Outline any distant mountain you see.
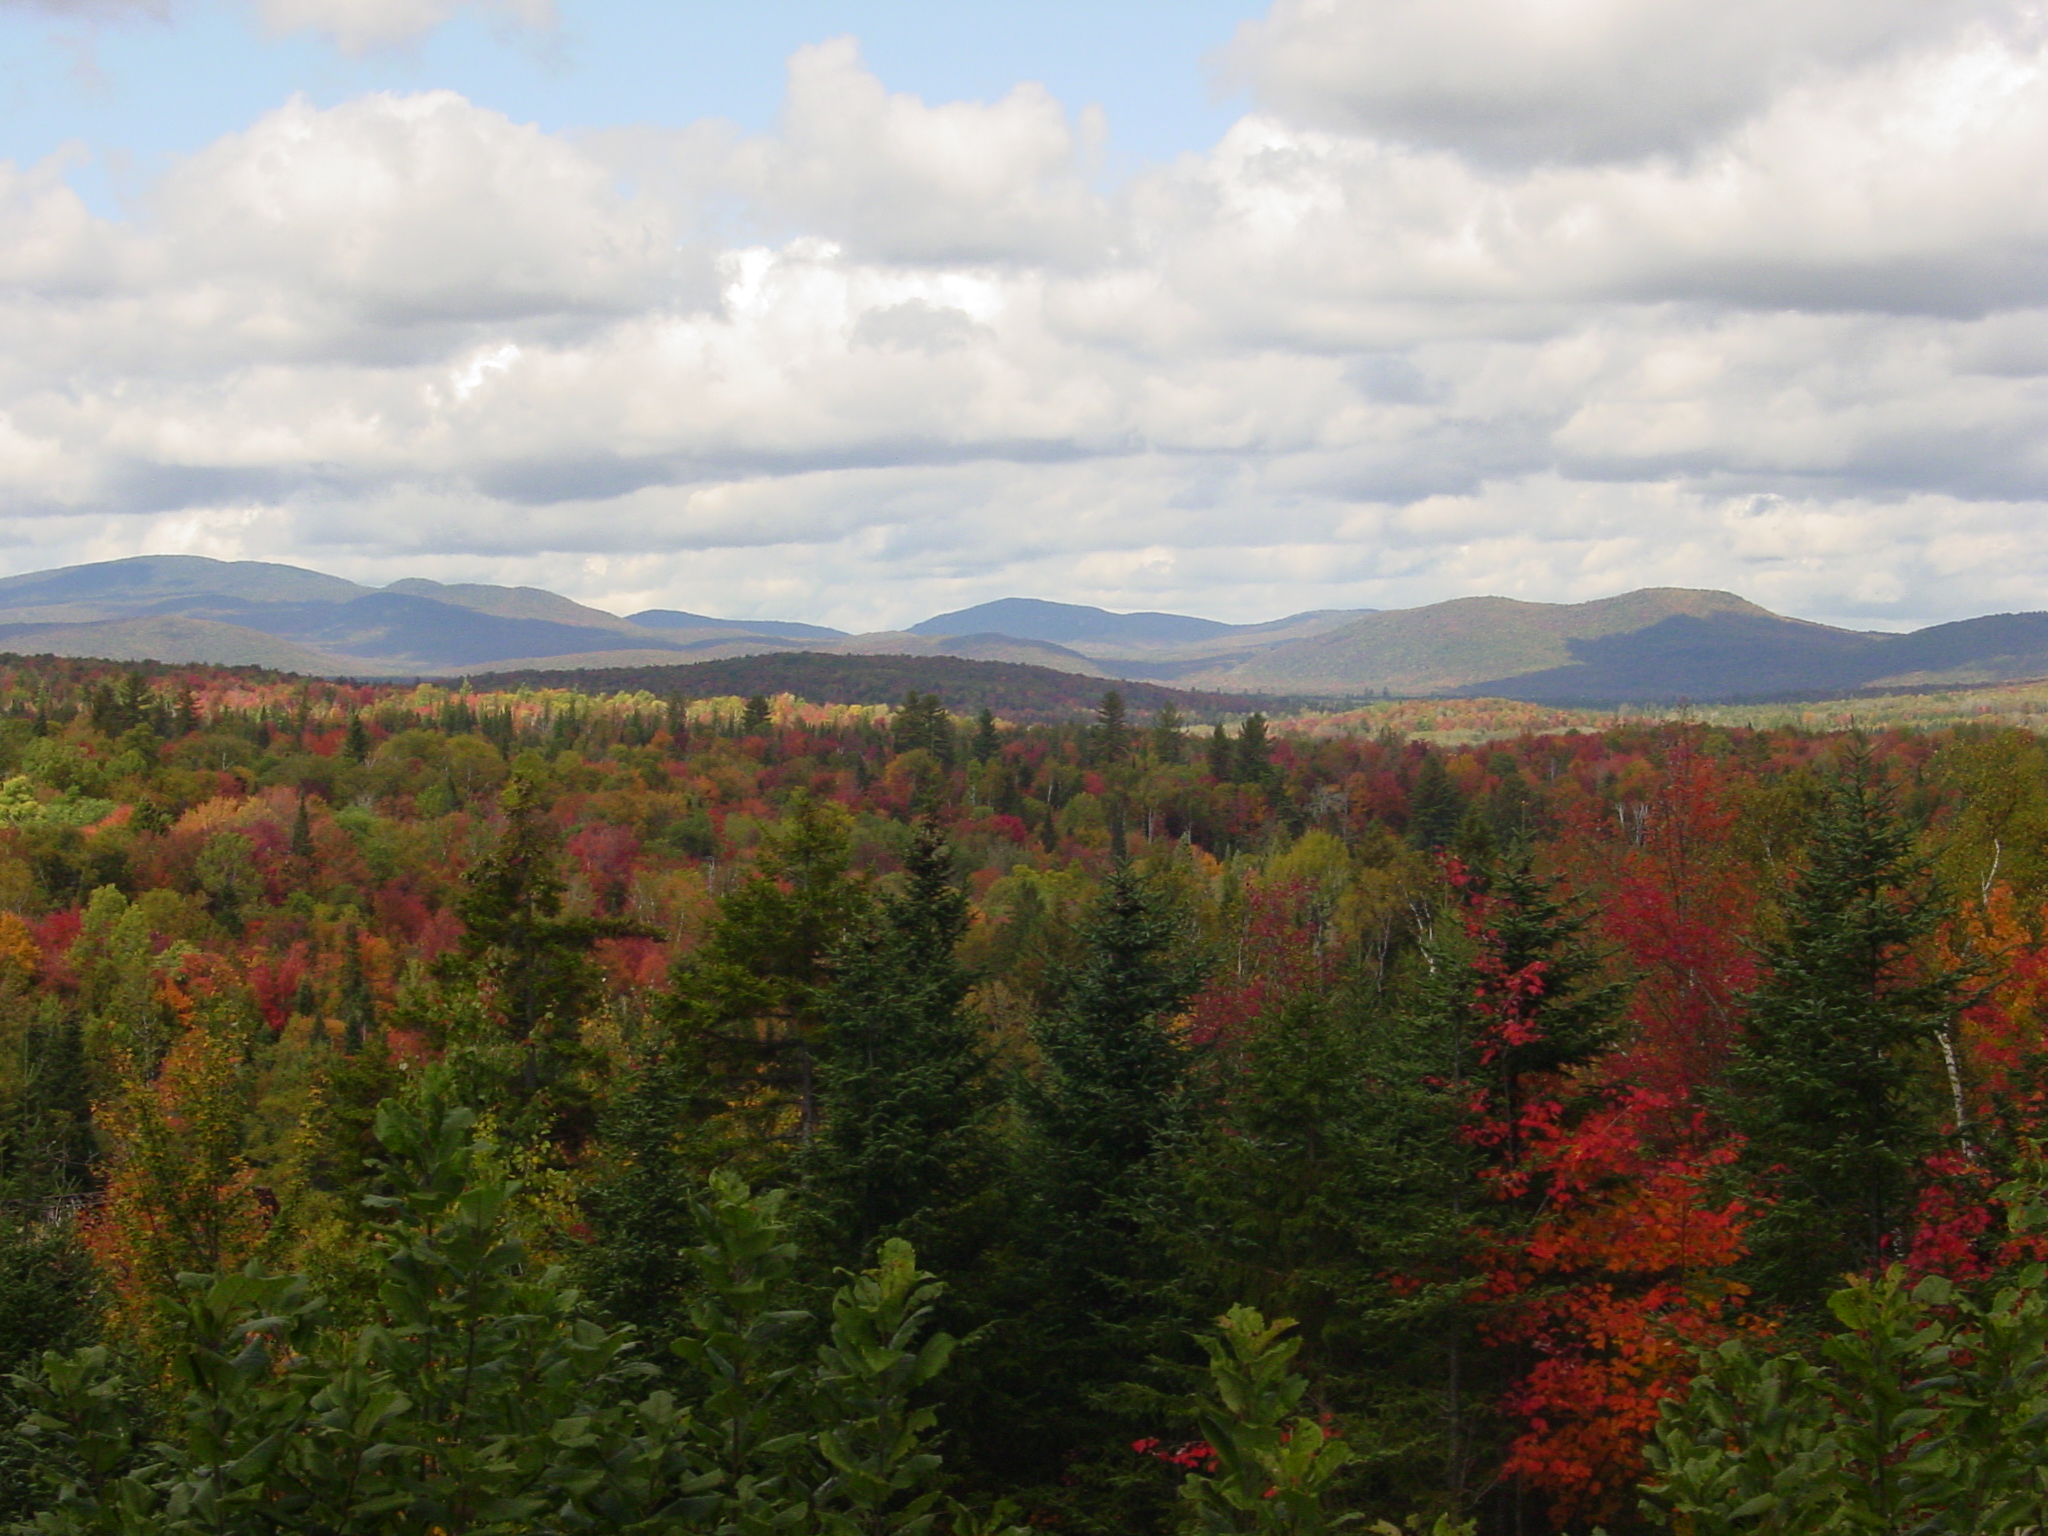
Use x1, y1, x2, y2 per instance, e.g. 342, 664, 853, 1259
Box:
910, 597, 1238, 645
1203, 589, 1802, 696
0, 557, 832, 675
0, 554, 368, 622
629, 609, 847, 640
4, 556, 2048, 704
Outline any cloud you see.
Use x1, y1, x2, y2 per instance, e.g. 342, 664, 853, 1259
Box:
252, 0, 551, 53
0, 14, 2047, 630
0, 0, 551, 51
1221, 0, 2024, 165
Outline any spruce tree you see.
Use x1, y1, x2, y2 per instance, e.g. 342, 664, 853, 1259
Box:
337, 924, 376, 1053
805, 821, 1000, 1277
1000, 859, 1206, 1486
1092, 691, 1130, 765
970, 707, 1000, 764
1150, 703, 1186, 764
662, 793, 872, 1162
1207, 723, 1234, 782
1233, 712, 1274, 789
740, 694, 773, 735
445, 773, 650, 1142
1725, 746, 1964, 1310
1407, 752, 1465, 850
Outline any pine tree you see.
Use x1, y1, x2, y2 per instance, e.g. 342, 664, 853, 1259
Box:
805, 821, 1000, 1277
740, 694, 773, 735
1725, 745, 1965, 1310
343, 713, 370, 764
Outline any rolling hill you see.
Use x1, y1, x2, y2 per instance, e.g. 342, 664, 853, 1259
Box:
3, 556, 2047, 704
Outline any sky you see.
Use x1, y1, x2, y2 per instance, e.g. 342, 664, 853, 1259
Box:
0, 0, 2044, 632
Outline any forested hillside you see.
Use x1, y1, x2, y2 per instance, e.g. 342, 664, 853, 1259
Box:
3, 657, 2048, 1533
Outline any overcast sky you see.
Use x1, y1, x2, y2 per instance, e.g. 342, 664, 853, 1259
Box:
0, 0, 2044, 631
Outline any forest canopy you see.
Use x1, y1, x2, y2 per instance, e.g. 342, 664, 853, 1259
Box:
0, 655, 2044, 1533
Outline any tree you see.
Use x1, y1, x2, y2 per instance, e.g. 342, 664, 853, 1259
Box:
805, 822, 1001, 1278
1004, 860, 1205, 1487
659, 793, 872, 1172
741, 694, 774, 735
892, 693, 953, 767
1725, 745, 1966, 1310
1151, 704, 1186, 765
1176, 1308, 1359, 1536
336, 923, 376, 1053
12, 1088, 996, 1536
970, 708, 1000, 765
1408, 754, 1464, 851
1208, 724, 1234, 783
343, 714, 370, 764
445, 773, 649, 1144
1233, 714, 1274, 790
1646, 1260, 2048, 1536
1094, 692, 1131, 766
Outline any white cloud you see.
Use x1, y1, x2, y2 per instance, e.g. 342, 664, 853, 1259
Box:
254, 0, 550, 53
1221, 0, 2023, 165
0, 10, 2046, 630
0, 0, 550, 51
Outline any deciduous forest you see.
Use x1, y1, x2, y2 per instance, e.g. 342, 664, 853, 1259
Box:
3, 656, 2048, 1535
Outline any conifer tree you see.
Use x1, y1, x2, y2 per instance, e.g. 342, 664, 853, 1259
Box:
970, 707, 1000, 764
741, 694, 773, 735
1725, 745, 1965, 1309
662, 794, 872, 1165
805, 821, 1000, 1278
446, 773, 650, 1142
1408, 752, 1465, 850
1001, 860, 1206, 1485
1208, 723, 1234, 782
1150, 703, 1186, 764
1093, 691, 1130, 765
1234, 713, 1274, 789
337, 923, 375, 1053
343, 713, 370, 764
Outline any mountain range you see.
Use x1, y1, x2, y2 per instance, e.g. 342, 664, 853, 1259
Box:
1, 555, 2046, 704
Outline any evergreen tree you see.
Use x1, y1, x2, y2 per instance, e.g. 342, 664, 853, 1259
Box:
1093, 691, 1131, 766
1407, 752, 1465, 851
1234, 713, 1275, 789
892, 692, 954, 766
1208, 723, 1234, 783
661, 794, 872, 1168
740, 694, 773, 735
343, 713, 370, 764
445, 773, 649, 1143
1001, 860, 1206, 1489
289, 794, 314, 862
1150, 704, 1186, 765
970, 707, 1000, 765
1725, 746, 1965, 1310
337, 924, 376, 1054
805, 821, 1001, 1279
